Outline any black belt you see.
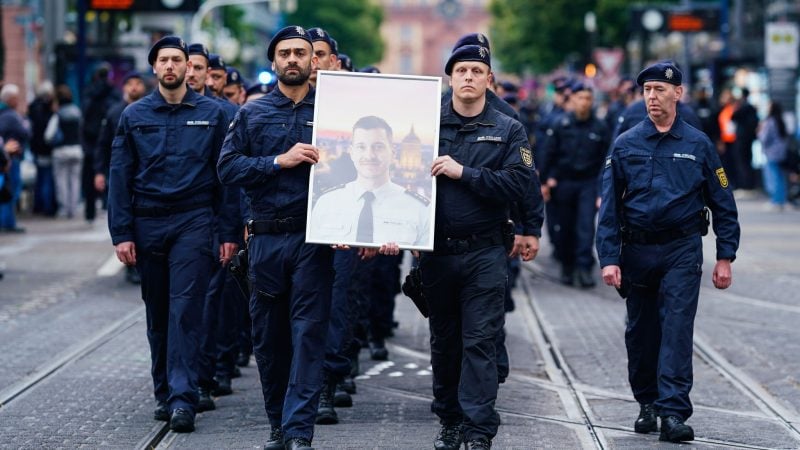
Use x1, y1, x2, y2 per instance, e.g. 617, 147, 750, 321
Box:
247, 217, 305, 234
433, 231, 504, 255
622, 221, 706, 245
133, 202, 210, 217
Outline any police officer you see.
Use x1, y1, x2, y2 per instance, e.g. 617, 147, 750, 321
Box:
596, 62, 740, 443
223, 68, 247, 105
206, 53, 228, 98
307, 27, 338, 86
108, 36, 232, 433
184, 42, 244, 409
94, 71, 147, 285
542, 81, 609, 287
310, 116, 431, 247
337, 53, 354, 72
245, 82, 273, 102
423, 45, 532, 450
217, 25, 331, 450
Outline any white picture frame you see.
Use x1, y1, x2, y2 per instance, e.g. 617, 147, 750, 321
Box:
306, 71, 441, 251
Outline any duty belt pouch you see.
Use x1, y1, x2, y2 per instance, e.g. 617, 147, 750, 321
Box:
700, 207, 710, 236
502, 220, 515, 253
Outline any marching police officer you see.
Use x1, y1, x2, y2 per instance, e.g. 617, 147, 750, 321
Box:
542, 81, 609, 287
217, 26, 330, 450
108, 36, 232, 433
423, 45, 533, 450
206, 53, 228, 98
223, 68, 247, 105
307, 27, 338, 86
596, 62, 740, 443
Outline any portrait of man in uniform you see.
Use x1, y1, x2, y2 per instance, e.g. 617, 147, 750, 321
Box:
306, 71, 440, 250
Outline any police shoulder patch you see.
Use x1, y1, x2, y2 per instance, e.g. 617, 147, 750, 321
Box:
715, 167, 729, 188
520, 147, 533, 167
404, 189, 430, 206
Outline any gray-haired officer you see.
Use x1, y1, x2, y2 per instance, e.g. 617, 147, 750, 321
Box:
423, 45, 532, 450
108, 36, 232, 433
596, 62, 740, 443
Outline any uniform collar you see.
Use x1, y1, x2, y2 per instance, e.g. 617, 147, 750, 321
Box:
270, 84, 316, 107
441, 97, 496, 129
150, 87, 200, 111
349, 179, 397, 200
643, 114, 684, 140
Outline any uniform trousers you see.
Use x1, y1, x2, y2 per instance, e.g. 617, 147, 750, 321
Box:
248, 231, 333, 440
421, 244, 507, 441
623, 234, 703, 420
135, 207, 214, 413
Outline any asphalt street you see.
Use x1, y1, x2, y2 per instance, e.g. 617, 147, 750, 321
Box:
0, 196, 798, 449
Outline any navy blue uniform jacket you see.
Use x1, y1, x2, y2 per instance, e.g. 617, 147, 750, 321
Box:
597, 116, 740, 267
108, 88, 231, 245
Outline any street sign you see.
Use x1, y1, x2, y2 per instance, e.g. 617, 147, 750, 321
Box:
765, 22, 799, 69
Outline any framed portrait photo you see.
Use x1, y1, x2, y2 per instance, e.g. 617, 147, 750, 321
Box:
306, 71, 441, 251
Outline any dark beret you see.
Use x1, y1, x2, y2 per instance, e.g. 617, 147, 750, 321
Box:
553, 76, 570, 92
636, 62, 682, 86
359, 65, 380, 74
330, 37, 340, 56
452, 33, 491, 52
147, 35, 188, 66
338, 53, 354, 72
208, 53, 226, 71
226, 68, 244, 86
246, 83, 273, 97
307, 27, 337, 55
267, 25, 313, 62
445, 44, 491, 76
569, 80, 592, 93
122, 71, 143, 84
187, 43, 209, 60
502, 94, 518, 106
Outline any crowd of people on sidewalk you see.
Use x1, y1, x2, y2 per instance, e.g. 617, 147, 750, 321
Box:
0, 20, 793, 449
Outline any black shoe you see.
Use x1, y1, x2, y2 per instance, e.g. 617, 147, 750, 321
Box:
576, 268, 596, 288
560, 267, 574, 286
236, 352, 250, 367
263, 427, 284, 450
333, 386, 353, 407
213, 376, 233, 396
315, 378, 338, 424
169, 408, 195, 433
659, 416, 694, 442
232, 366, 242, 378
634, 403, 657, 433
153, 402, 169, 421
349, 358, 360, 378
434, 422, 463, 450
369, 340, 388, 361
197, 387, 216, 412
339, 376, 356, 394
284, 437, 314, 450
464, 438, 492, 449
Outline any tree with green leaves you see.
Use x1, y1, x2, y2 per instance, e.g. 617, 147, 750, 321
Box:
285, 0, 384, 68
489, 0, 676, 75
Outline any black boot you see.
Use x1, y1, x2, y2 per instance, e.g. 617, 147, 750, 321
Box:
169, 408, 195, 433
263, 427, 284, 450
315, 375, 338, 425
197, 387, 216, 412
213, 375, 232, 396
369, 339, 388, 360
433, 422, 462, 450
659, 416, 694, 442
464, 438, 492, 449
576, 268, 596, 288
339, 375, 356, 394
284, 437, 314, 450
634, 403, 657, 433
560, 266, 574, 286
333, 385, 353, 407
153, 401, 169, 421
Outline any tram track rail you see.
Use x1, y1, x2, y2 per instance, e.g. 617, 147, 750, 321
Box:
521, 263, 800, 448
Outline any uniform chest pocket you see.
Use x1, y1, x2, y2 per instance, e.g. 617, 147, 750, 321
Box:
132, 125, 166, 162
464, 137, 505, 167
181, 121, 218, 160
620, 153, 652, 190
251, 121, 288, 156
657, 154, 703, 194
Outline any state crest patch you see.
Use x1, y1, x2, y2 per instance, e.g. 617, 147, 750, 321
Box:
520, 147, 533, 168
715, 167, 729, 188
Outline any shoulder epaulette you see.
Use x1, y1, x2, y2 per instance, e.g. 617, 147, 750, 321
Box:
404, 189, 430, 206
321, 183, 346, 194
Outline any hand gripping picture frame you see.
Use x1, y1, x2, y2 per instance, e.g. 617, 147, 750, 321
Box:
306, 71, 441, 251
